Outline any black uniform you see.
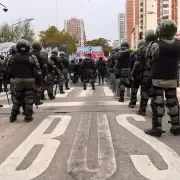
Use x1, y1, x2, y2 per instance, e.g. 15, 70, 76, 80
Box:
114, 46, 131, 102
81, 55, 96, 90
97, 57, 106, 84
144, 19, 180, 137
7, 39, 42, 123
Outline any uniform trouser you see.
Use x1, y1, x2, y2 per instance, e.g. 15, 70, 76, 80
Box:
151, 87, 180, 127
10, 78, 15, 103
83, 70, 95, 87
63, 69, 69, 88
139, 87, 149, 111
98, 70, 105, 83
41, 81, 47, 99
0, 79, 2, 92
11, 78, 35, 117
47, 74, 55, 97
130, 82, 139, 104
119, 77, 126, 98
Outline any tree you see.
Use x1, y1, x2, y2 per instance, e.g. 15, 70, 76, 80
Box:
85, 38, 112, 56
0, 21, 35, 43
39, 26, 77, 53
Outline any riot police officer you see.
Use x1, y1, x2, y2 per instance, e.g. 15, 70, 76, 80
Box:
144, 19, 180, 137
47, 51, 60, 99
6, 39, 42, 122
136, 30, 157, 116
31, 41, 48, 105
97, 57, 106, 84
81, 53, 96, 90
60, 51, 70, 90
51, 50, 65, 94
114, 41, 131, 102
129, 40, 146, 108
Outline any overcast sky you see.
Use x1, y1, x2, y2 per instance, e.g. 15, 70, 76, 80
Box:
0, 0, 125, 41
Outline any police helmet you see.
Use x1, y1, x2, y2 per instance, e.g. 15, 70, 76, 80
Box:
51, 49, 58, 56
156, 19, 177, 39
138, 39, 146, 48
59, 51, 66, 56
121, 41, 129, 48
16, 39, 31, 53
145, 30, 157, 42
32, 41, 42, 51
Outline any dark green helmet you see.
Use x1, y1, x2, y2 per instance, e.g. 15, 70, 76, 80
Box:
138, 39, 146, 48
51, 49, 58, 56
156, 19, 177, 39
145, 30, 157, 42
16, 39, 31, 53
32, 41, 42, 51
121, 41, 129, 48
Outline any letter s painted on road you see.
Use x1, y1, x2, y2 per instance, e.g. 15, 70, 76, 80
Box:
0, 115, 71, 180
116, 114, 180, 180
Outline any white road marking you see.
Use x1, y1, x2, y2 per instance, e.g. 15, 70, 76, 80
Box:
0, 115, 71, 180
55, 88, 74, 98
103, 87, 114, 97
79, 87, 94, 97
1, 101, 140, 109
116, 114, 180, 180
68, 113, 116, 180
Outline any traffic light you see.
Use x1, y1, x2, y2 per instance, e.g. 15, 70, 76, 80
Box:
139, 31, 143, 39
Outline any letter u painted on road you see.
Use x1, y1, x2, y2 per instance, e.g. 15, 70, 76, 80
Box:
116, 114, 180, 180
0, 115, 71, 180
68, 113, 116, 180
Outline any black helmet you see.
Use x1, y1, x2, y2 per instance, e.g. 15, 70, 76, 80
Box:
86, 53, 91, 57
32, 41, 42, 51
9, 45, 17, 55
99, 57, 103, 60
138, 39, 146, 48
156, 19, 177, 39
145, 30, 157, 42
51, 49, 58, 56
16, 39, 31, 53
114, 47, 120, 52
59, 51, 66, 56
121, 41, 129, 48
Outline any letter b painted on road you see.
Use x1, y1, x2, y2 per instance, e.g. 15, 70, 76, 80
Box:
0, 115, 71, 180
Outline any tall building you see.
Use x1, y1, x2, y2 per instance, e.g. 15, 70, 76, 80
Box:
125, 0, 139, 48
112, 40, 119, 48
64, 17, 86, 47
118, 13, 125, 45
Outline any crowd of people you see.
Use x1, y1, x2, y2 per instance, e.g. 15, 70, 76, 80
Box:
0, 18, 180, 138
107, 19, 180, 137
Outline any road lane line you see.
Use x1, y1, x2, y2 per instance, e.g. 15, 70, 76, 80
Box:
103, 87, 114, 97
116, 114, 180, 180
0, 115, 71, 180
68, 113, 116, 180
79, 87, 94, 97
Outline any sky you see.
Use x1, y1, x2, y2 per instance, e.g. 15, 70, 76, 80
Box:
0, 0, 125, 41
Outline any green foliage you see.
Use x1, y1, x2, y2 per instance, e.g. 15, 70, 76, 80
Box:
0, 21, 35, 43
39, 26, 77, 53
85, 38, 112, 56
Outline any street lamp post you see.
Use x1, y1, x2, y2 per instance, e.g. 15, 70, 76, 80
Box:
0, 3, 8, 12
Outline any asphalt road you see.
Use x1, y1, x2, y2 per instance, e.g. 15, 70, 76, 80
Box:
0, 83, 180, 180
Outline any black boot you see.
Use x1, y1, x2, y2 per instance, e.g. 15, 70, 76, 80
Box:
0, 104, 3, 108
35, 98, 43, 106
49, 94, 55, 100
129, 102, 136, 108
119, 97, 124, 102
41, 93, 47, 100
10, 114, 17, 123
65, 83, 70, 90
92, 84, 95, 90
137, 109, 146, 116
24, 116, 34, 123
83, 84, 87, 90
170, 125, 180, 135
60, 87, 65, 94
144, 127, 166, 137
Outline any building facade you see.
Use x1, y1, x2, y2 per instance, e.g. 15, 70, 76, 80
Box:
125, 0, 139, 48
64, 17, 86, 47
118, 13, 125, 45
112, 40, 119, 48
